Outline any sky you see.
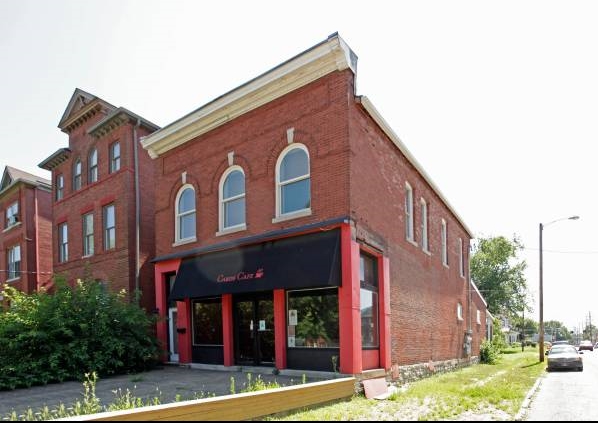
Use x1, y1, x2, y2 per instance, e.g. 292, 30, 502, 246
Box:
1, 0, 597, 332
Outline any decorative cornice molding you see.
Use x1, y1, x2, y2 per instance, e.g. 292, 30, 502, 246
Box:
88, 108, 160, 138
358, 96, 474, 238
141, 33, 357, 159
38, 148, 71, 171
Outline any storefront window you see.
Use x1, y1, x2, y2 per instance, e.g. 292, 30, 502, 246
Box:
192, 298, 223, 345
360, 252, 379, 348
287, 288, 339, 348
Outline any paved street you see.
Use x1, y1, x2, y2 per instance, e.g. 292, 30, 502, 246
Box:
524, 349, 598, 421
0, 365, 328, 419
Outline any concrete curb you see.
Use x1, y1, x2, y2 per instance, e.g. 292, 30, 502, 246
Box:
514, 373, 545, 421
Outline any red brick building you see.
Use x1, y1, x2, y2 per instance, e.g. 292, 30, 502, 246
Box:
39, 89, 159, 311
142, 33, 487, 376
0, 166, 52, 294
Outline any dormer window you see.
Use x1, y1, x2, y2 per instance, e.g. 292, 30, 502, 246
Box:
5, 202, 18, 228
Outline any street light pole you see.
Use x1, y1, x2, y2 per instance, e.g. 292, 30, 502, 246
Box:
539, 215, 579, 363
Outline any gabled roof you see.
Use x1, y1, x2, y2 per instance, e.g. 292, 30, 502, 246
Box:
58, 88, 117, 133
0, 166, 51, 195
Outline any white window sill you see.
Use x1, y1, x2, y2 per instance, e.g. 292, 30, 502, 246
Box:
216, 224, 247, 237
422, 249, 431, 256
457, 316, 464, 321
406, 238, 417, 247
2, 222, 22, 233
272, 208, 312, 224
443, 263, 449, 269
6, 277, 21, 283
82, 254, 94, 259
172, 237, 197, 247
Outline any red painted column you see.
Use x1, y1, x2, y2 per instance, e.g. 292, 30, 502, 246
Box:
177, 298, 193, 364
222, 294, 234, 366
379, 256, 391, 369
154, 259, 180, 362
274, 289, 287, 370
339, 223, 362, 374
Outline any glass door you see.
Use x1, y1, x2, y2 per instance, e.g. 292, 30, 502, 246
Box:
234, 294, 274, 366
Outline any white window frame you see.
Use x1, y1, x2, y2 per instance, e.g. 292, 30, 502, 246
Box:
441, 219, 448, 266
273, 143, 311, 222
7, 244, 21, 281
477, 309, 481, 325
58, 223, 68, 263
420, 198, 429, 253
459, 238, 465, 278
88, 148, 98, 183
82, 212, 94, 257
174, 184, 196, 244
457, 302, 463, 321
5, 202, 19, 228
405, 182, 414, 243
217, 166, 246, 235
56, 174, 64, 201
103, 204, 116, 250
109, 142, 121, 173
73, 159, 82, 191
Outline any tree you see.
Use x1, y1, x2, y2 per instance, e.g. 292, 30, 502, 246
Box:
470, 235, 528, 318
544, 320, 572, 342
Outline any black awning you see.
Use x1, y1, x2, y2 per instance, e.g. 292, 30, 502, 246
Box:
170, 229, 341, 300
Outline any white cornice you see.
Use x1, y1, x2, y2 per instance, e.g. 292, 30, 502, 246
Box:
141, 34, 357, 159
358, 96, 474, 238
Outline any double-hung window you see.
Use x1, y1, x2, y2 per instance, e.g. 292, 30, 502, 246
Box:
420, 198, 429, 252
109, 142, 120, 173
7, 245, 21, 280
83, 213, 94, 257
56, 174, 64, 201
276, 144, 310, 217
88, 148, 98, 183
58, 223, 68, 262
441, 219, 448, 266
73, 159, 82, 191
219, 167, 246, 232
5, 202, 18, 228
405, 182, 414, 242
103, 205, 116, 250
175, 186, 196, 242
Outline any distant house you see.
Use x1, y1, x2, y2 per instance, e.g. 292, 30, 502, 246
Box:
0, 166, 52, 295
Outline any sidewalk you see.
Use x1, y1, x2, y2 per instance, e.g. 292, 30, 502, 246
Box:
0, 365, 330, 418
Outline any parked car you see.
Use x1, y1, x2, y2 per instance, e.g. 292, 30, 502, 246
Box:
579, 340, 594, 351
546, 344, 584, 371
594, 341, 598, 350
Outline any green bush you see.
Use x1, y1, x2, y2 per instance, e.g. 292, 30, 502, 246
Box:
480, 339, 500, 364
0, 276, 160, 390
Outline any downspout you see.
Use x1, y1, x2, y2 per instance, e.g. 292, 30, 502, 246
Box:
467, 240, 473, 356
133, 118, 141, 304
34, 186, 40, 292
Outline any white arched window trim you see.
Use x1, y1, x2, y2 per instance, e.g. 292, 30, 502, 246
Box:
216, 165, 247, 236
173, 184, 197, 246
272, 143, 312, 224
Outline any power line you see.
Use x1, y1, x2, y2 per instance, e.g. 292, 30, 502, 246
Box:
523, 247, 598, 255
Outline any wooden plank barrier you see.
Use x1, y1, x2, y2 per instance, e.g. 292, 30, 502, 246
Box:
64, 377, 356, 421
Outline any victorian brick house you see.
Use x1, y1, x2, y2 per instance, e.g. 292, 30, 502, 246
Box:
39, 89, 159, 311
0, 166, 52, 295
141, 33, 487, 376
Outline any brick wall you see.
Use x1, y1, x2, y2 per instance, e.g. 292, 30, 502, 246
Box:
51, 112, 155, 311
348, 100, 473, 366
153, 70, 353, 257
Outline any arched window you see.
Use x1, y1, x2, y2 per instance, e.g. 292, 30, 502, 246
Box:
175, 185, 196, 242
88, 148, 98, 183
219, 167, 246, 232
73, 159, 82, 191
276, 144, 310, 217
